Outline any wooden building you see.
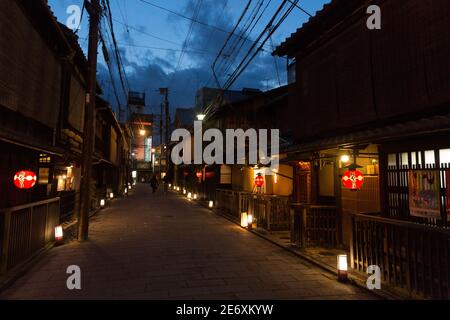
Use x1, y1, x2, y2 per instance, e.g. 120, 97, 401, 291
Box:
274, 0, 450, 299
0, 0, 131, 275
0, 0, 88, 273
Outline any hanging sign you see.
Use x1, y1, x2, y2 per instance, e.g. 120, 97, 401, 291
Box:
14, 170, 37, 189
342, 169, 364, 190
408, 170, 440, 219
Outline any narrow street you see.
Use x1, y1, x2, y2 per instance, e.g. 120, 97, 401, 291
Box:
0, 185, 376, 300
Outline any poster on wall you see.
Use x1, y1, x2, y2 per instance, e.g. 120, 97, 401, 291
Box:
446, 171, 450, 220
408, 170, 441, 219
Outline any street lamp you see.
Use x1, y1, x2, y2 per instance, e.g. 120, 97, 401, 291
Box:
139, 129, 146, 136
197, 114, 206, 121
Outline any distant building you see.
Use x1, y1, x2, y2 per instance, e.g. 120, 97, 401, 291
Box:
194, 87, 261, 116
173, 108, 196, 129
127, 91, 154, 182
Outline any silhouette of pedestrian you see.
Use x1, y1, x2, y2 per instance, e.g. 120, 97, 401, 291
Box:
150, 175, 159, 194
162, 175, 169, 194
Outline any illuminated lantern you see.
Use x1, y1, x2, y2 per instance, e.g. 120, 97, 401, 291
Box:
55, 225, 64, 244
337, 254, 348, 282
100, 199, 106, 208
247, 214, 253, 231
209, 201, 214, 208
14, 170, 37, 189
255, 174, 264, 188
240, 212, 248, 228
196, 172, 202, 179
342, 169, 364, 190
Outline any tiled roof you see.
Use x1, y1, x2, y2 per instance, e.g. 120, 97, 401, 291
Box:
285, 113, 450, 154
273, 0, 367, 57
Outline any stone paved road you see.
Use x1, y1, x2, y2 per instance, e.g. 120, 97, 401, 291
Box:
0, 185, 377, 300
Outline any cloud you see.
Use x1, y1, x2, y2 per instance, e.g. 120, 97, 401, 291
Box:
98, 0, 287, 117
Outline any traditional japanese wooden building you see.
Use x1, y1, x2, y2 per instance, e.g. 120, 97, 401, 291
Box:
273, 0, 450, 299
0, 0, 88, 274
0, 0, 130, 276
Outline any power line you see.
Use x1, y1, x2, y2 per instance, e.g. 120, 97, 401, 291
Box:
211, 0, 253, 88
112, 17, 220, 55
223, 0, 297, 90
138, 0, 272, 51
216, 0, 273, 85
103, 0, 130, 94
287, 0, 312, 17
202, 0, 297, 118
164, 0, 203, 94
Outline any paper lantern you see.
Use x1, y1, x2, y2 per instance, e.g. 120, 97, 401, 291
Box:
255, 174, 264, 188
55, 225, 64, 244
342, 169, 364, 190
337, 254, 348, 282
14, 170, 37, 189
247, 214, 253, 231
240, 212, 248, 228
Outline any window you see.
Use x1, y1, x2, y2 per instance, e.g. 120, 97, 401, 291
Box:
440, 149, 450, 164
424, 150, 435, 165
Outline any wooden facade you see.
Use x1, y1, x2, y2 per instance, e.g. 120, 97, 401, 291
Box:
273, 0, 450, 298
0, 0, 131, 275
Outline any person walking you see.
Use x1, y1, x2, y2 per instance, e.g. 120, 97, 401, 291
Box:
162, 175, 169, 194
150, 175, 159, 194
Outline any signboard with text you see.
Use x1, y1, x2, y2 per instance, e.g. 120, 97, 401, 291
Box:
408, 170, 440, 219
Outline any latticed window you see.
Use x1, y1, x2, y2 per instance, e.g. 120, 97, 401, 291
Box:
385, 149, 450, 227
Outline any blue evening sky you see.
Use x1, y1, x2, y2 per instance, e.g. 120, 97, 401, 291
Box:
48, 0, 331, 113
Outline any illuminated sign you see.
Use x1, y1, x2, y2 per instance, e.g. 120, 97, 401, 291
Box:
14, 170, 37, 189
342, 170, 364, 190
255, 174, 264, 187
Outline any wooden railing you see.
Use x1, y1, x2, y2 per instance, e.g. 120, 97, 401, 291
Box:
351, 213, 450, 299
0, 198, 60, 274
216, 189, 242, 219
290, 203, 339, 248
216, 189, 290, 231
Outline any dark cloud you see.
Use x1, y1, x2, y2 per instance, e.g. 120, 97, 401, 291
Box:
99, 0, 287, 117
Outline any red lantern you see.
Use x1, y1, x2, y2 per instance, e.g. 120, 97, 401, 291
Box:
196, 171, 203, 179
14, 170, 37, 189
342, 169, 364, 190
255, 174, 264, 188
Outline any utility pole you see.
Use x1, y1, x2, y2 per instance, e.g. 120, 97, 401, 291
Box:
79, 0, 101, 241
163, 88, 169, 178
159, 102, 163, 179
